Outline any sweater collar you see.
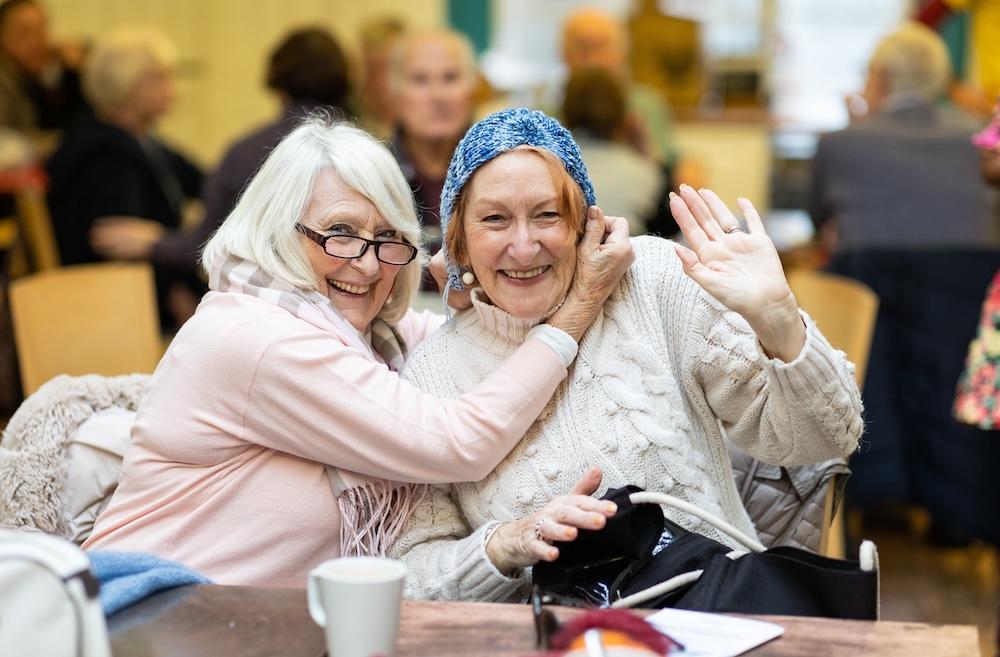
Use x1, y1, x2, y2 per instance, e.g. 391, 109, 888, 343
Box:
459, 289, 551, 344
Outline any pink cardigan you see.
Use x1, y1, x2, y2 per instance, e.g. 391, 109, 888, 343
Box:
83, 291, 566, 587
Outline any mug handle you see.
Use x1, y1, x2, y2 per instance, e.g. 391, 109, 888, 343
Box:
307, 572, 327, 627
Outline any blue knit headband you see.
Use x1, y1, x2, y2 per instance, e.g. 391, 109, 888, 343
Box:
439, 108, 597, 292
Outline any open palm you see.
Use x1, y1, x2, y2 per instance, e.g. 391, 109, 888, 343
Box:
669, 185, 792, 322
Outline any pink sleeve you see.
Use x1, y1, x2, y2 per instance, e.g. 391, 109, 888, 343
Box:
395, 308, 446, 350
241, 330, 564, 483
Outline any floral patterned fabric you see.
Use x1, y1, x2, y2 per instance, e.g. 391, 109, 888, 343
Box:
955, 269, 1000, 429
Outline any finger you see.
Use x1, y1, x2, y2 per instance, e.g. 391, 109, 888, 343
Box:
737, 197, 766, 234
674, 244, 723, 290
669, 192, 708, 251
427, 250, 450, 288
579, 206, 606, 250
697, 188, 740, 233
678, 184, 724, 240
569, 466, 603, 496
532, 540, 560, 563
601, 214, 631, 246
550, 501, 614, 529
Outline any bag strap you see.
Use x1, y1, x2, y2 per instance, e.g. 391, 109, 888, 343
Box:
611, 569, 705, 609
628, 492, 767, 553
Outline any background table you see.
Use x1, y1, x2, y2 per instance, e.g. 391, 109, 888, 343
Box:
108, 584, 979, 657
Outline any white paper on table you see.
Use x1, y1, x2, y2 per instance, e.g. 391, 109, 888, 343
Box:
643, 607, 784, 657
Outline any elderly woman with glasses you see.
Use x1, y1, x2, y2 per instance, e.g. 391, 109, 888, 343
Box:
391, 109, 863, 601
82, 118, 633, 587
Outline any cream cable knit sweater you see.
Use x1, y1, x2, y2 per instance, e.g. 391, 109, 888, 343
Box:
393, 236, 863, 602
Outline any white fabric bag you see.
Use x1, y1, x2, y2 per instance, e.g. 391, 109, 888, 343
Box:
0, 530, 111, 657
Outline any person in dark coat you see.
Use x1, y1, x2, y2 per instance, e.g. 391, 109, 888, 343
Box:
46, 27, 202, 327
0, 0, 87, 148
808, 22, 993, 254
88, 27, 352, 281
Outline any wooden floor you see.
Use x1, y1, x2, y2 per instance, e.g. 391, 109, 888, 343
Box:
864, 514, 998, 657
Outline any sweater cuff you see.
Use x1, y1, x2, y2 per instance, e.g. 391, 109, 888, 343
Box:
527, 324, 578, 368
457, 523, 529, 601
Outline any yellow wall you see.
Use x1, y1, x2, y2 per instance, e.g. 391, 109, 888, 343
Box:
47, 0, 445, 167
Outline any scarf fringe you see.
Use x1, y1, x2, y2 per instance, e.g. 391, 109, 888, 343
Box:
338, 481, 428, 557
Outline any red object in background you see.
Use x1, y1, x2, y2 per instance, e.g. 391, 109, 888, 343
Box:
550, 609, 683, 655
0, 165, 47, 193
916, 0, 953, 28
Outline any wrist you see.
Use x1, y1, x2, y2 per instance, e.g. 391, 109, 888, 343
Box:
746, 293, 806, 362
546, 290, 598, 342
485, 523, 516, 573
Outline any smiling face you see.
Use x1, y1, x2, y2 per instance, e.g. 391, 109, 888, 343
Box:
460, 150, 580, 319
299, 168, 404, 331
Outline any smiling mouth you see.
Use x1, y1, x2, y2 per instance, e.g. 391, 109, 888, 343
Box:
501, 266, 550, 280
328, 279, 371, 296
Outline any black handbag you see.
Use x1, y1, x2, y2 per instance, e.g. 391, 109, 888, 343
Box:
533, 486, 880, 620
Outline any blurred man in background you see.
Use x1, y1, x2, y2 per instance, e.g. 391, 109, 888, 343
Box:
809, 21, 993, 253
388, 28, 476, 281
0, 0, 86, 150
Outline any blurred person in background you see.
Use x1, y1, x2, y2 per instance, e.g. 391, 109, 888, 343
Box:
0, 0, 87, 152
561, 7, 678, 171
358, 16, 405, 139
46, 27, 202, 327
809, 21, 993, 254
89, 27, 352, 284
389, 28, 477, 285
561, 67, 674, 237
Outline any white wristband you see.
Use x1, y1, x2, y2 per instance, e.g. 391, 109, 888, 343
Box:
527, 324, 578, 368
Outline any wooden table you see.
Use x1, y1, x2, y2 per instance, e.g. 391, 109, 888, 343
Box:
108, 584, 979, 657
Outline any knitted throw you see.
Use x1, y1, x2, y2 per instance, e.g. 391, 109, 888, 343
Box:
208, 256, 424, 557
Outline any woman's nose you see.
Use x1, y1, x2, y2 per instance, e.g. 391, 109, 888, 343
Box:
507, 223, 541, 263
352, 246, 381, 276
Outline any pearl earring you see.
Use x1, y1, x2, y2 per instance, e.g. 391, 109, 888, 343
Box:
462, 271, 475, 286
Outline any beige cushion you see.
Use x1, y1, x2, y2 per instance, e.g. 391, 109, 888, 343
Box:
63, 407, 134, 544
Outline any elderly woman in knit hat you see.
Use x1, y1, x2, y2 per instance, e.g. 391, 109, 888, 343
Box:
82, 117, 634, 586
392, 108, 864, 601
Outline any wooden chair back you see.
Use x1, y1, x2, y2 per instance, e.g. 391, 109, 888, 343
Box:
788, 269, 879, 386
9, 263, 161, 395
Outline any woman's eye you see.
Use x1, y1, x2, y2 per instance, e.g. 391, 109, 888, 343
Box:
327, 223, 355, 235
537, 211, 560, 219
481, 214, 507, 223
376, 230, 400, 241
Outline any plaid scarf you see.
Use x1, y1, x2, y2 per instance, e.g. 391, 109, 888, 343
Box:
209, 256, 424, 556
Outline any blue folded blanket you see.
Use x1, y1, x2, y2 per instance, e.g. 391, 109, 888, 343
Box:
88, 551, 211, 615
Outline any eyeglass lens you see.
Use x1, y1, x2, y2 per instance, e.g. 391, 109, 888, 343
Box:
325, 234, 414, 264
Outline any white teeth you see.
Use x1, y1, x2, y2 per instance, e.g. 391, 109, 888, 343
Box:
502, 266, 548, 280
329, 280, 370, 295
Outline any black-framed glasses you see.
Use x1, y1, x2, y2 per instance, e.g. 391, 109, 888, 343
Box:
295, 223, 418, 265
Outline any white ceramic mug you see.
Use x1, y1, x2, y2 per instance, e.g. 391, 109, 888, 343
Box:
307, 557, 407, 657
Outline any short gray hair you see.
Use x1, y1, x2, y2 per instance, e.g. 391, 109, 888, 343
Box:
870, 22, 950, 100
388, 28, 476, 95
83, 26, 177, 114
201, 117, 424, 325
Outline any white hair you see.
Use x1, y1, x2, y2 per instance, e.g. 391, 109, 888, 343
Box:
870, 22, 951, 100
387, 28, 477, 95
201, 117, 424, 325
83, 26, 177, 114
